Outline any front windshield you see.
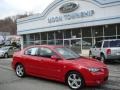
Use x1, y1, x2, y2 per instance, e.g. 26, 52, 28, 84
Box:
0, 47, 9, 51
55, 47, 80, 60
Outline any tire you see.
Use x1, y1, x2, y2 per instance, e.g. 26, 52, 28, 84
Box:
15, 64, 25, 77
100, 54, 106, 63
4, 53, 8, 58
66, 71, 84, 90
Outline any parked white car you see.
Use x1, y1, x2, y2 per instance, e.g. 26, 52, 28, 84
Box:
0, 46, 19, 58
89, 39, 120, 63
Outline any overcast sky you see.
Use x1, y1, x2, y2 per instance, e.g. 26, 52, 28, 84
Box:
0, 0, 54, 19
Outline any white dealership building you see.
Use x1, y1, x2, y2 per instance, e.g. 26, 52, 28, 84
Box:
17, 0, 120, 53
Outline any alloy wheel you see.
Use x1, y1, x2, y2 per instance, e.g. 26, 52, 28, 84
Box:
67, 72, 83, 90
16, 64, 25, 77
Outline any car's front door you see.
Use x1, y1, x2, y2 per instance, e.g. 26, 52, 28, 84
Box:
38, 47, 64, 79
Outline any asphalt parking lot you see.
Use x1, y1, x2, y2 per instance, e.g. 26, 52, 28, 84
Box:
0, 58, 120, 90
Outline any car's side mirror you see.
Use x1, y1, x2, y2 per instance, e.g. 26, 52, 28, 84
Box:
51, 55, 61, 61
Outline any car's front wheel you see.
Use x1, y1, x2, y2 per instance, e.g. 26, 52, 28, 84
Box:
15, 64, 25, 77
66, 72, 84, 90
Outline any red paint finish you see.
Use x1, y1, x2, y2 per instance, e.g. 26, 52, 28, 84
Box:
12, 45, 109, 86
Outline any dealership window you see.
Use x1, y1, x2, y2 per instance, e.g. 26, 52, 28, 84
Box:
72, 28, 81, 38
30, 34, 35, 41
104, 24, 116, 36
55, 30, 63, 39
35, 33, 40, 40
48, 40, 55, 45
48, 31, 54, 40
29, 41, 35, 45
117, 36, 120, 39
104, 36, 116, 40
82, 27, 91, 37
82, 38, 92, 49
23, 35, 26, 41
117, 24, 120, 36
92, 26, 103, 37
41, 40, 47, 45
95, 37, 104, 42
23, 35, 27, 47
64, 29, 71, 39
56, 40, 63, 45
64, 40, 70, 46
41, 32, 47, 40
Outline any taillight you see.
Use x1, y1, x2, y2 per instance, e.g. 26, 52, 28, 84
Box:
106, 49, 111, 55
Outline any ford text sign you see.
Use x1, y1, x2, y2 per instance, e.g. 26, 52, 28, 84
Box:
59, 2, 79, 13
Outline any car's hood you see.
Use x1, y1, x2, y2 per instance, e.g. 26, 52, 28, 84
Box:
71, 57, 107, 68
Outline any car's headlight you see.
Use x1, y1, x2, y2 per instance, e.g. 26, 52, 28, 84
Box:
88, 68, 101, 72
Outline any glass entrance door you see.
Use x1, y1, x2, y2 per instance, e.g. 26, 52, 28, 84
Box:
64, 38, 82, 54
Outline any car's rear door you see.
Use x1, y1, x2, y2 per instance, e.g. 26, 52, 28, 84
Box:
23, 47, 42, 75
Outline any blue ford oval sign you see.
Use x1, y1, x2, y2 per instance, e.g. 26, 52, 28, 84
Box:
59, 2, 79, 13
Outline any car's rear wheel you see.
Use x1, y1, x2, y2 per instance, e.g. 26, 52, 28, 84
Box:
66, 72, 84, 90
15, 64, 25, 77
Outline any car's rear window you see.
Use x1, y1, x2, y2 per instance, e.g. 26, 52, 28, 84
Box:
110, 40, 120, 47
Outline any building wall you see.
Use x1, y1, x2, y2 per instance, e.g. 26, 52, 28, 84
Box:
17, 0, 120, 35
17, 0, 120, 53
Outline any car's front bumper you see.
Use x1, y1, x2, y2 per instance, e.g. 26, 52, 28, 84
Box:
84, 68, 109, 86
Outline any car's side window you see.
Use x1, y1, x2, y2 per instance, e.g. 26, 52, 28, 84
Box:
110, 40, 120, 47
25, 47, 38, 56
95, 42, 102, 48
39, 47, 55, 58
103, 41, 109, 48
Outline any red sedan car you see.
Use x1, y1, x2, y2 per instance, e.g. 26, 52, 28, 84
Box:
12, 45, 109, 90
